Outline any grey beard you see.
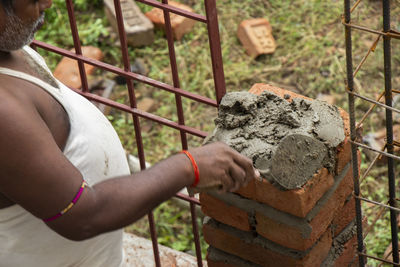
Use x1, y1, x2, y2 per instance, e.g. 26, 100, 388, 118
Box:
0, 13, 44, 52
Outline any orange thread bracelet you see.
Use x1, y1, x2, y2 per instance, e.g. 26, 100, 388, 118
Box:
180, 150, 200, 187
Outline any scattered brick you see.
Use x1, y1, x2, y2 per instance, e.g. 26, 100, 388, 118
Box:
203, 217, 332, 267
200, 193, 251, 232
145, 1, 196, 40
137, 97, 156, 113
237, 18, 277, 57
53, 46, 103, 89
104, 0, 154, 47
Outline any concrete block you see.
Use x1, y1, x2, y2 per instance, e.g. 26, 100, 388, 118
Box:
145, 1, 196, 40
237, 18, 276, 57
104, 0, 154, 47
200, 193, 251, 232
53, 46, 103, 89
203, 217, 332, 267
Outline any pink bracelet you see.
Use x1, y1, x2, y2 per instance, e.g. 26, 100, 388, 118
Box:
43, 181, 87, 222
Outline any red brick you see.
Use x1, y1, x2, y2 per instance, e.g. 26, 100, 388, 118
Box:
203, 218, 332, 267
249, 83, 312, 102
53, 46, 103, 89
338, 107, 350, 137
200, 193, 251, 232
236, 179, 256, 199
206, 247, 259, 267
207, 260, 237, 267
255, 164, 354, 251
237, 168, 334, 218
257, 168, 333, 218
335, 235, 358, 267
145, 1, 196, 40
336, 137, 352, 175
237, 18, 276, 57
333, 196, 356, 237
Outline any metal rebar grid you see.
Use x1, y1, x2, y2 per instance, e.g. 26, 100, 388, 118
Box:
344, 0, 399, 266
32, 0, 226, 266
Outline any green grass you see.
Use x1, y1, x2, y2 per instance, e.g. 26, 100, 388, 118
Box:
35, 0, 400, 263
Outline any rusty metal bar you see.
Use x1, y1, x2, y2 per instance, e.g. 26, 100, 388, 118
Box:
135, 0, 207, 22
31, 40, 218, 107
355, 195, 400, 214
344, 1, 365, 265
34, 0, 228, 265
382, 1, 398, 264
73, 90, 208, 137
356, 90, 385, 130
350, 0, 362, 13
359, 252, 400, 267
113, 0, 160, 265
341, 21, 400, 40
353, 35, 381, 78
359, 144, 386, 184
65, 0, 89, 92
204, 0, 226, 104
349, 140, 400, 161
363, 205, 385, 239
175, 193, 201, 205
161, 2, 203, 264
346, 89, 400, 114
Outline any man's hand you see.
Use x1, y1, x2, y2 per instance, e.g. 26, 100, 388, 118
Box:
189, 142, 260, 192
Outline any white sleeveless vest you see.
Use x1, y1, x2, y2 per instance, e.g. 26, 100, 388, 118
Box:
0, 46, 131, 267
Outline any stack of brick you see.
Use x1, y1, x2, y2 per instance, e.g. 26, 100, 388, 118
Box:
200, 83, 360, 267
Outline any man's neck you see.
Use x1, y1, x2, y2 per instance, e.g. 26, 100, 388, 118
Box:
0, 50, 14, 65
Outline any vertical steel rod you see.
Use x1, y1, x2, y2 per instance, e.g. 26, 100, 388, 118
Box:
65, 0, 89, 92
161, 0, 188, 151
344, 0, 365, 266
204, 0, 226, 104
382, 0, 399, 264
190, 202, 203, 267
161, 2, 203, 265
113, 0, 161, 266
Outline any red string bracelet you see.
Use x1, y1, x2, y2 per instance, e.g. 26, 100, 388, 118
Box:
180, 150, 200, 187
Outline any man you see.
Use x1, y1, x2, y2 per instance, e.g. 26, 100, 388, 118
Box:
0, 0, 259, 266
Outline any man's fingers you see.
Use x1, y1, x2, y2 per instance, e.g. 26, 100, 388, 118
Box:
231, 151, 258, 182
229, 164, 246, 184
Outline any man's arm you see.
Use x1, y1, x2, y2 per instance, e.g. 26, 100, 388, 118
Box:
0, 90, 257, 241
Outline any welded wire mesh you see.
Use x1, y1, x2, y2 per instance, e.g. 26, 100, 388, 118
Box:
31, 0, 226, 266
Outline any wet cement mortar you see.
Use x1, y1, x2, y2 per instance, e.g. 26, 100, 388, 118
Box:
205, 91, 345, 190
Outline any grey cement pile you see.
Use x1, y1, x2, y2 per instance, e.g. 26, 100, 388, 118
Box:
205, 91, 345, 190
